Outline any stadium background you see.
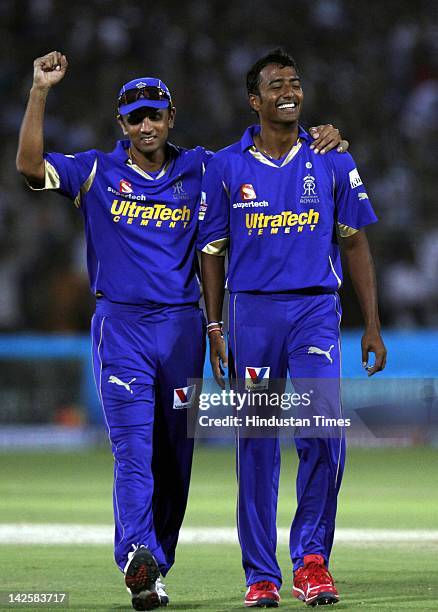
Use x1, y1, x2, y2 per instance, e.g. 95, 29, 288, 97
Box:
0, 1, 437, 609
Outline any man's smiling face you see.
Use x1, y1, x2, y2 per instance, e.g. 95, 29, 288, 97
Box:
249, 64, 303, 126
118, 106, 175, 155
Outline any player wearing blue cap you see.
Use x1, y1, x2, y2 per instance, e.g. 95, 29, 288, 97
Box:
16, 51, 349, 610
16, 51, 207, 611
199, 49, 387, 607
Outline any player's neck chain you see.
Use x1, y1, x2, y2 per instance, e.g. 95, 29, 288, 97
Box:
128, 146, 167, 174
254, 137, 300, 161
258, 146, 275, 159
254, 137, 275, 159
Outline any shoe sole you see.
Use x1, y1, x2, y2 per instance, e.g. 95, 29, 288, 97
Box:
125, 549, 160, 611
307, 592, 339, 606
131, 590, 160, 611
125, 549, 160, 593
244, 597, 279, 608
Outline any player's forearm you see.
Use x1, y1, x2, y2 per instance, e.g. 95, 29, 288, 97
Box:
342, 230, 381, 330
201, 252, 226, 322
16, 86, 49, 181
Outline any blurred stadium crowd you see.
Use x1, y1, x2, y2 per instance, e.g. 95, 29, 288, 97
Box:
0, 0, 437, 331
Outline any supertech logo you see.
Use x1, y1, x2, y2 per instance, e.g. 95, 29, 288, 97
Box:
107, 185, 146, 201
119, 179, 133, 194
173, 385, 197, 409
240, 184, 257, 200
245, 367, 270, 391
111, 200, 191, 228
233, 200, 269, 209
233, 185, 269, 209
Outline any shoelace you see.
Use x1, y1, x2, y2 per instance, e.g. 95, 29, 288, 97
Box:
303, 562, 333, 584
254, 580, 275, 591
156, 579, 166, 593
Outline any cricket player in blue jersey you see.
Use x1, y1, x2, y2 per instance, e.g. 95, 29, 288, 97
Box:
16, 50, 348, 611
198, 49, 387, 608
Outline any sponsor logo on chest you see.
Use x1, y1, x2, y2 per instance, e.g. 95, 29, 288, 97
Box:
110, 199, 191, 228
245, 209, 319, 235
233, 184, 269, 209
108, 184, 146, 201
107, 179, 192, 228
119, 179, 133, 194
240, 183, 257, 200
234, 166, 323, 235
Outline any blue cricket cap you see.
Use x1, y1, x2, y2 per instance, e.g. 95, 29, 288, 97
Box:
117, 77, 172, 115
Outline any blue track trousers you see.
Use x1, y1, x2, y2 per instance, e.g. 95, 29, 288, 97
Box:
229, 292, 345, 588
91, 298, 206, 575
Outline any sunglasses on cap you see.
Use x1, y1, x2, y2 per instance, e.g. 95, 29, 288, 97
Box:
118, 85, 171, 107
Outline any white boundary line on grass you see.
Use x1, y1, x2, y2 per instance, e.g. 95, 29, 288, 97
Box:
1, 525, 438, 545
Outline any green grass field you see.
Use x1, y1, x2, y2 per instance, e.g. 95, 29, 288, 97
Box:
1, 446, 437, 610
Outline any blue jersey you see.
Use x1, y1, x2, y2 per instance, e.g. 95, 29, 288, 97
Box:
37, 140, 211, 304
197, 125, 377, 293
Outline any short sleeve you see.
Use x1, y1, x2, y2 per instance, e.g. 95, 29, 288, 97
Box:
29, 150, 98, 208
332, 152, 378, 237
194, 146, 214, 174
197, 156, 230, 256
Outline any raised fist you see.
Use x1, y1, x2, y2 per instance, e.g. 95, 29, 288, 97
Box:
33, 51, 68, 90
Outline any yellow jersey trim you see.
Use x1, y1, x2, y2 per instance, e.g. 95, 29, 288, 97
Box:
248, 140, 302, 168
338, 223, 358, 237
202, 238, 229, 256
127, 158, 171, 181
26, 160, 60, 191
74, 157, 98, 208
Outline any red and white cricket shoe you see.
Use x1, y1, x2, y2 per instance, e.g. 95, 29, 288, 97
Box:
292, 554, 339, 606
244, 580, 280, 607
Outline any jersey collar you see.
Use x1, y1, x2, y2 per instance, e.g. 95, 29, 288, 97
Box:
242, 125, 310, 168
240, 124, 311, 152
110, 140, 178, 180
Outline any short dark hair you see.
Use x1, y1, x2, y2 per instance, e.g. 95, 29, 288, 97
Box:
246, 48, 298, 96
